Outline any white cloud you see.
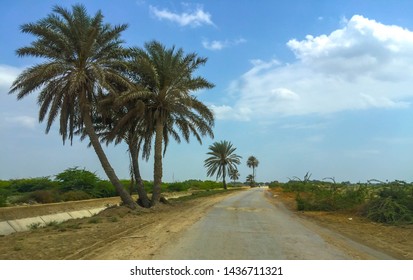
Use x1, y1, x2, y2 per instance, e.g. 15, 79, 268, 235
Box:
149, 5, 214, 27
1, 115, 37, 129
0, 64, 21, 91
209, 104, 252, 121
202, 40, 225, 50
202, 38, 246, 51
1, 65, 39, 131
217, 15, 413, 120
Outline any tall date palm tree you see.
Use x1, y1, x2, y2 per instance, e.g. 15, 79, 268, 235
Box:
229, 169, 240, 184
247, 155, 259, 186
9, 5, 136, 208
126, 41, 215, 205
204, 141, 242, 189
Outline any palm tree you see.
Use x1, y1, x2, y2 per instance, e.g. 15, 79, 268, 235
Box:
125, 41, 215, 206
246, 174, 254, 187
204, 141, 242, 189
95, 94, 153, 208
9, 5, 136, 209
229, 169, 240, 185
247, 155, 259, 186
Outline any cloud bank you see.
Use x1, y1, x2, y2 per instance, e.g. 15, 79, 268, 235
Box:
213, 15, 413, 121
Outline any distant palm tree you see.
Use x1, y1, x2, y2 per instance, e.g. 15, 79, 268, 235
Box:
247, 155, 259, 186
204, 141, 242, 189
125, 41, 215, 205
229, 169, 240, 184
246, 174, 254, 186
9, 5, 136, 209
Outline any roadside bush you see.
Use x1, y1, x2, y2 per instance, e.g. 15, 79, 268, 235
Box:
92, 181, 117, 198
143, 181, 153, 193
55, 167, 100, 193
13, 189, 61, 204
8, 177, 58, 193
0, 183, 10, 207
165, 180, 222, 192
295, 185, 367, 211
282, 181, 312, 193
365, 197, 413, 224
0, 180, 11, 189
30, 189, 60, 203
363, 184, 413, 224
61, 190, 92, 201
0, 192, 8, 207
167, 182, 190, 192
268, 181, 282, 188
197, 180, 222, 190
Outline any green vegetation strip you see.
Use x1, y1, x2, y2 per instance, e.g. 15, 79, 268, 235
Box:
269, 180, 413, 225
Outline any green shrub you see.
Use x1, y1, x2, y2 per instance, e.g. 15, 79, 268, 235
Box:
295, 185, 367, 212
8, 177, 58, 193
165, 180, 223, 192
167, 182, 190, 192
362, 184, 413, 224
296, 193, 312, 211
268, 181, 282, 188
92, 181, 117, 198
0, 188, 9, 207
55, 167, 99, 193
0, 180, 11, 189
365, 197, 413, 224
282, 181, 309, 192
0, 194, 7, 207
334, 187, 367, 210
143, 181, 154, 192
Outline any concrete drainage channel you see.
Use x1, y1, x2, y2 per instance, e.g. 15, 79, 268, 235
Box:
0, 207, 106, 236
0, 191, 198, 236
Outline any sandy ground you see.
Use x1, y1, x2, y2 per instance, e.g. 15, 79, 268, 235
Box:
0, 188, 411, 260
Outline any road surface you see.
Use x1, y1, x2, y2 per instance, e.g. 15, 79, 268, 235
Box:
155, 187, 394, 260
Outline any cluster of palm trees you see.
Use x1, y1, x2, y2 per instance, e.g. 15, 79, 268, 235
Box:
9, 5, 215, 209
204, 141, 259, 188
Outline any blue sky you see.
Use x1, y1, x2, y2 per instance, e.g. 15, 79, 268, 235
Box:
1, 0, 413, 183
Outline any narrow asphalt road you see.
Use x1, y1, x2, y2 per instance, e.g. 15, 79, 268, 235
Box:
155, 187, 394, 260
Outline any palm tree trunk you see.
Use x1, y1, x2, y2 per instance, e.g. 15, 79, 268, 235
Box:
151, 122, 164, 206
83, 110, 136, 209
222, 167, 227, 190
129, 175, 134, 195
253, 166, 255, 185
129, 142, 151, 208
